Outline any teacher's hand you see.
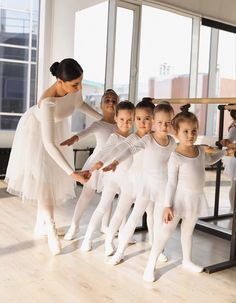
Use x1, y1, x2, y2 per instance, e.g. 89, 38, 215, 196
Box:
71, 171, 91, 184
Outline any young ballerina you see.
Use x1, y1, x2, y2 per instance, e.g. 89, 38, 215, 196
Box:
103, 99, 155, 256
102, 101, 176, 265
221, 109, 236, 212
80, 100, 155, 255
63, 89, 119, 241
80, 101, 135, 251
143, 104, 235, 282
5, 58, 100, 255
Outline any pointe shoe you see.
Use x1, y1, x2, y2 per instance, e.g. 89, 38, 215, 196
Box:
108, 253, 124, 265
105, 242, 115, 256
80, 239, 92, 252
182, 260, 203, 273
158, 253, 168, 262
47, 221, 61, 256
143, 268, 155, 282
64, 224, 79, 241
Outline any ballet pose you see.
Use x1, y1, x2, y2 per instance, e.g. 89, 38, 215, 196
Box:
5, 58, 101, 255
104, 102, 176, 265
80, 101, 135, 251
143, 104, 234, 282
221, 109, 236, 212
63, 89, 119, 241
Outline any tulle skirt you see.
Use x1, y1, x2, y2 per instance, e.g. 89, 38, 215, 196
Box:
136, 174, 167, 203
173, 189, 209, 219
5, 106, 75, 205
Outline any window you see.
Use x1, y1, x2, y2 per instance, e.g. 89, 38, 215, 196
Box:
0, 0, 40, 130
72, 1, 108, 132
137, 5, 192, 102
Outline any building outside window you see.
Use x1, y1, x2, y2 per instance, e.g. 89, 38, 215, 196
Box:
0, 0, 40, 130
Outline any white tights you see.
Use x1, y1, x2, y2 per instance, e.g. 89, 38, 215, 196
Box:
70, 183, 111, 230
115, 197, 152, 255
145, 216, 197, 273
83, 184, 119, 242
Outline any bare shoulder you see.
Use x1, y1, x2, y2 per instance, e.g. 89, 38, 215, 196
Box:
38, 87, 55, 108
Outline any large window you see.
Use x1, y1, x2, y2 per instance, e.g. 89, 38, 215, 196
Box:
137, 5, 192, 101
0, 0, 40, 130
73, 1, 108, 132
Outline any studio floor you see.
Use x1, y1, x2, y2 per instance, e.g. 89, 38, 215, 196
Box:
0, 179, 235, 303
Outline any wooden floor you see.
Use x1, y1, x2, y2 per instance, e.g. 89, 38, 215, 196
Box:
0, 181, 235, 303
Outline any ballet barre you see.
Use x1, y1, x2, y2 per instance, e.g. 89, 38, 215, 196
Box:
152, 97, 236, 105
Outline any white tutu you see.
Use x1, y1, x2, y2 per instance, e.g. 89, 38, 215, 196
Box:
5, 106, 75, 205
173, 189, 209, 219
136, 174, 167, 203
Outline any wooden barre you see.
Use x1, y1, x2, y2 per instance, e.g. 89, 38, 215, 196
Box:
152, 98, 236, 104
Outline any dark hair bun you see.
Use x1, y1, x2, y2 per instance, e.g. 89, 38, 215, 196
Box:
50, 62, 60, 77
180, 103, 191, 112
142, 97, 153, 103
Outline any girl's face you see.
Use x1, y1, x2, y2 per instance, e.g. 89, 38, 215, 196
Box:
153, 111, 173, 135
135, 108, 153, 133
101, 93, 118, 114
175, 121, 198, 146
59, 74, 83, 94
115, 109, 134, 133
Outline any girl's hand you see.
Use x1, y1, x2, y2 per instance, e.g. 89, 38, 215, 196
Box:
60, 135, 79, 146
220, 139, 231, 147
90, 161, 104, 172
103, 160, 119, 172
163, 207, 174, 224
71, 171, 91, 184
226, 148, 236, 157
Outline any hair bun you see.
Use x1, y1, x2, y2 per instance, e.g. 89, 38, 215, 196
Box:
180, 103, 191, 112
50, 61, 60, 77
142, 97, 154, 103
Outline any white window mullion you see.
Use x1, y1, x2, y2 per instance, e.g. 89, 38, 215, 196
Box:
189, 17, 200, 99
206, 28, 219, 136
105, 0, 117, 89
26, 0, 33, 110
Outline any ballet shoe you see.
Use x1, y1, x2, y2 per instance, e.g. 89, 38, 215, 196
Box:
108, 253, 124, 265
47, 221, 61, 256
105, 242, 115, 256
182, 260, 204, 273
80, 239, 92, 252
158, 253, 168, 262
143, 268, 155, 282
64, 224, 79, 241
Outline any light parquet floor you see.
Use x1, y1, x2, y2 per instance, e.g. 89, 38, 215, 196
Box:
0, 181, 235, 303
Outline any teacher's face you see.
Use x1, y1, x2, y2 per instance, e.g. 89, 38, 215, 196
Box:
60, 74, 83, 94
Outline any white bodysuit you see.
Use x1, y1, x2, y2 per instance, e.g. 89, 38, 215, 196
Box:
164, 146, 227, 219
76, 120, 117, 192
5, 90, 101, 205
